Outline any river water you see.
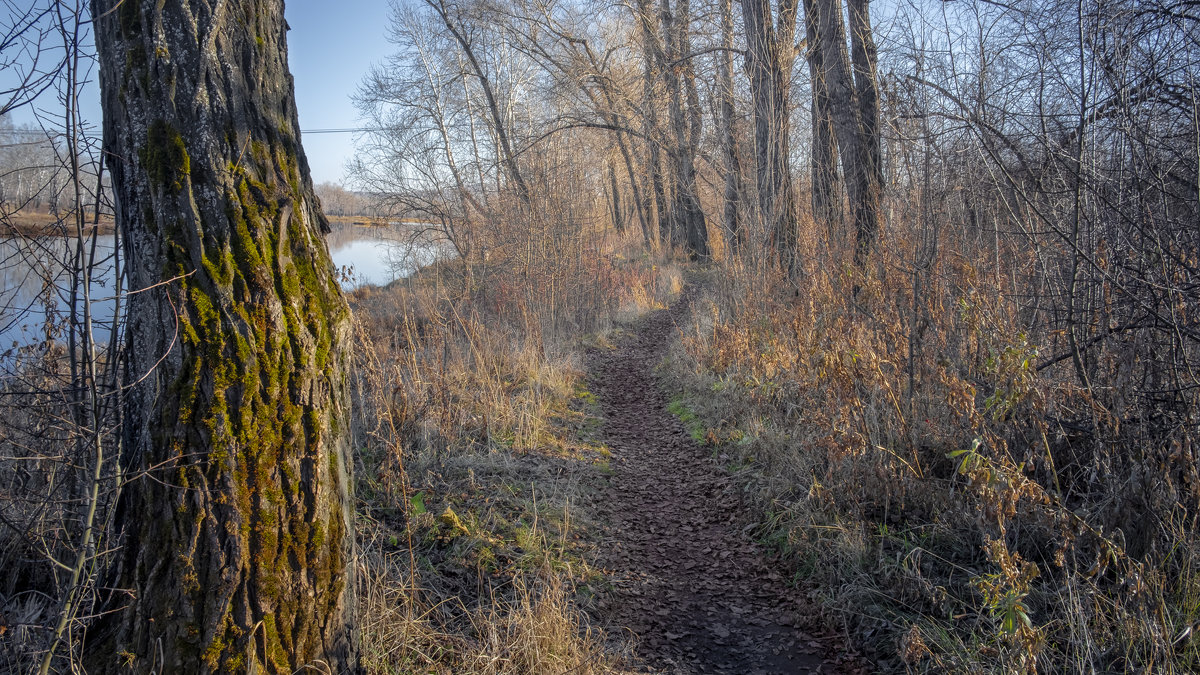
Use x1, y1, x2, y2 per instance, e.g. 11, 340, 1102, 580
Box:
325, 220, 442, 287
0, 222, 439, 354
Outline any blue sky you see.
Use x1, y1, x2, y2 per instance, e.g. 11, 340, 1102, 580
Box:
286, 1, 393, 185
0, 2, 393, 186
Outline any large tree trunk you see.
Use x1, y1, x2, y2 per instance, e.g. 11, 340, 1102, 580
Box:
847, 0, 882, 259
679, 0, 710, 260
89, 1, 358, 672
742, 0, 800, 273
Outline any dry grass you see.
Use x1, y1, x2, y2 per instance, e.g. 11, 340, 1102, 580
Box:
0, 209, 679, 672
0, 348, 120, 673
663, 221, 1200, 673
347, 229, 680, 673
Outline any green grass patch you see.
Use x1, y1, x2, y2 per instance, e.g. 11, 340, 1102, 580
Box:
667, 395, 707, 445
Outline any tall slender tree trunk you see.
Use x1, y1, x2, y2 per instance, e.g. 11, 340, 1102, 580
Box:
803, 0, 842, 237
847, 0, 881, 260
608, 154, 626, 234
587, 81, 653, 245
742, 0, 800, 273
89, 1, 358, 672
615, 131, 655, 246
659, 0, 685, 249
661, 0, 709, 258
812, 0, 880, 264
718, 0, 745, 253
429, 0, 532, 208
635, 0, 670, 249
595, 105, 650, 244
679, 0, 710, 259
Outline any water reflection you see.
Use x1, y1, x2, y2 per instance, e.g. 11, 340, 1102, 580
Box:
326, 221, 444, 288
0, 222, 441, 353
0, 234, 120, 355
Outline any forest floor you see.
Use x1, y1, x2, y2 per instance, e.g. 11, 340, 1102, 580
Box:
583, 283, 864, 674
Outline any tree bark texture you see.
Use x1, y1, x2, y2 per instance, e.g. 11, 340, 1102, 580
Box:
90, 1, 357, 672
635, 0, 670, 249
847, 0, 882, 258
742, 0, 800, 273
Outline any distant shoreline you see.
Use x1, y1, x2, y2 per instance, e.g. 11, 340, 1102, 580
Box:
326, 214, 429, 228
1, 212, 423, 237
2, 211, 116, 236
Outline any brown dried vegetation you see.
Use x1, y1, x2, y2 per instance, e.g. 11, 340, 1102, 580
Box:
346, 225, 682, 673
666, 214, 1200, 672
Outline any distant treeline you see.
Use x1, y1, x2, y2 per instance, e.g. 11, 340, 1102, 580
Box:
0, 115, 105, 216
314, 181, 391, 218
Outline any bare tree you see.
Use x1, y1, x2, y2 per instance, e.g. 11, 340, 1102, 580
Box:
847, 0, 881, 259
742, 0, 800, 272
491, 0, 657, 246
808, 0, 881, 264
0, 3, 65, 116
424, 0, 534, 208
717, 0, 745, 252
0, 3, 118, 670
635, 0, 672, 248
660, 0, 710, 258
802, 0, 840, 235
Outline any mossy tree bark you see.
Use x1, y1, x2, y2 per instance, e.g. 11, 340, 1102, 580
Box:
89, 0, 357, 672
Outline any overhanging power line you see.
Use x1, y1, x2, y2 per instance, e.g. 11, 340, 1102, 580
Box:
301, 128, 377, 134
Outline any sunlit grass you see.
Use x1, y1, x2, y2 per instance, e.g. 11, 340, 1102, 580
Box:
349, 235, 680, 673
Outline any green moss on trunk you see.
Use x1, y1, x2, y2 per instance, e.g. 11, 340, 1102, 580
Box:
92, 0, 356, 670
142, 120, 190, 193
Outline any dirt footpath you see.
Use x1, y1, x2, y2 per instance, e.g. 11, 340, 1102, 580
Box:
585, 287, 861, 674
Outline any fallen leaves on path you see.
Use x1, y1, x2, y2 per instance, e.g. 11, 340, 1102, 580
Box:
584, 288, 864, 674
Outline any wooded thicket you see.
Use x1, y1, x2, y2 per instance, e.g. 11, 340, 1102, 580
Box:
1, 0, 1198, 671
352, 0, 1200, 669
